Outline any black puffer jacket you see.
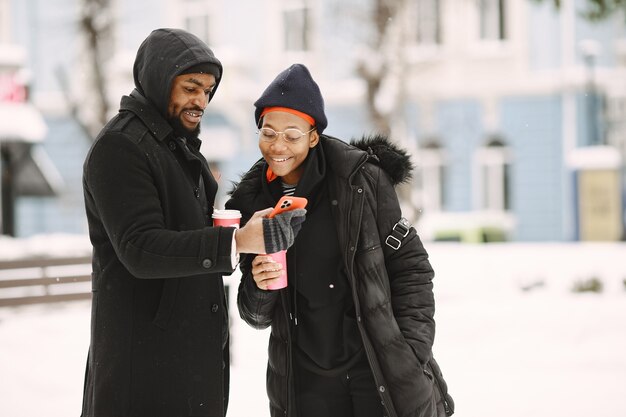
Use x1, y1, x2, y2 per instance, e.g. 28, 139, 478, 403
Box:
227, 135, 439, 417
81, 29, 233, 417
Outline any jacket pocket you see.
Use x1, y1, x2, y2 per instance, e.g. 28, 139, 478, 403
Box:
413, 392, 437, 417
355, 243, 381, 256
425, 357, 455, 416
152, 279, 180, 330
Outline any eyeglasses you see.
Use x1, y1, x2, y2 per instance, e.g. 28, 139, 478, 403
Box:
257, 127, 316, 144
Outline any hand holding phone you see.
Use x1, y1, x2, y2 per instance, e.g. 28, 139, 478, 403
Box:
261, 196, 307, 254
268, 195, 308, 218
261, 196, 308, 289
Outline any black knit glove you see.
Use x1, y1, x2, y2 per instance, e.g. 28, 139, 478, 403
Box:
262, 208, 307, 254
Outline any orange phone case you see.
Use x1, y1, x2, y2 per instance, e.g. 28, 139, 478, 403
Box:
268, 196, 308, 218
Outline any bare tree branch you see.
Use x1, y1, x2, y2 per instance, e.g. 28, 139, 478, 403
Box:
56, 0, 114, 142
355, 0, 408, 135
55, 66, 95, 142
80, 0, 112, 131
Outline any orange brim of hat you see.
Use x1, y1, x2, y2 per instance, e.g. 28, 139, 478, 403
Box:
260, 107, 315, 127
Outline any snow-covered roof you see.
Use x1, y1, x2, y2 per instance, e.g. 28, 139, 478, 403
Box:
0, 101, 60, 196
0, 102, 47, 143
567, 146, 622, 170
14, 144, 64, 196
0, 44, 27, 68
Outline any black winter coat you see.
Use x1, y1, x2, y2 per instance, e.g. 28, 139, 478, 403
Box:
81, 29, 234, 417
227, 135, 439, 417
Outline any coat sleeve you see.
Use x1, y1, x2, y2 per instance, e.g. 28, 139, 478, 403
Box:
83, 132, 236, 278
236, 253, 280, 329
374, 166, 436, 366
225, 189, 280, 329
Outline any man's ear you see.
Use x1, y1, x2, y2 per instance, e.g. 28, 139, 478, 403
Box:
309, 130, 320, 148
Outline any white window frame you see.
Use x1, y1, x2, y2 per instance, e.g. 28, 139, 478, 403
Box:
405, 0, 443, 62
473, 143, 511, 211
417, 146, 446, 212
606, 95, 626, 158
477, 0, 506, 42
0, 0, 8, 42
182, 0, 212, 46
413, 0, 442, 46
468, 0, 510, 56
282, 1, 311, 53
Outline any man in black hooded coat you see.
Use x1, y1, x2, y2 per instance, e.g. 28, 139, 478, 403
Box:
80, 28, 303, 417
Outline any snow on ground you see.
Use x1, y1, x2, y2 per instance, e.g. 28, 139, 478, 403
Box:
1, 235, 626, 417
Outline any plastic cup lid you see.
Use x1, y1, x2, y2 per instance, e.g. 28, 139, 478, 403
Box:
212, 209, 242, 219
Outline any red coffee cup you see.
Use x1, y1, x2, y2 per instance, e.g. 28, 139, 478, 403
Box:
212, 209, 242, 228
266, 250, 287, 290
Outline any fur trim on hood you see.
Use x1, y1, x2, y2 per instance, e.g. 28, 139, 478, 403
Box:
350, 134, 414, 185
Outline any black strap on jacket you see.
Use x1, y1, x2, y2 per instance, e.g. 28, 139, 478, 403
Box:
385, 217, 411, 250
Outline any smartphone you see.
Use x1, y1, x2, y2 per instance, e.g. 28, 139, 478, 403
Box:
268, 195, 308, 218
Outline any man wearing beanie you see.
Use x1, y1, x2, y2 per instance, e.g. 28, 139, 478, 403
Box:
80, 29, 305, 417
227, 64, 453, 417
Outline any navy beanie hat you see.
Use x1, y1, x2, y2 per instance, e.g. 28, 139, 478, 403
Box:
254, 64, 327, 134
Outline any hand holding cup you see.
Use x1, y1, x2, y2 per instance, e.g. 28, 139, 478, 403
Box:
251, 254, 287, 290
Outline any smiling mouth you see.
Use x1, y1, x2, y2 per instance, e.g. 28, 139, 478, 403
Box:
181, 110, 203, 126
272, 157, 292, 162
184, 110, 203, 118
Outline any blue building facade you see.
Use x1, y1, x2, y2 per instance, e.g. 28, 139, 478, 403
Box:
4, 0, 626, 241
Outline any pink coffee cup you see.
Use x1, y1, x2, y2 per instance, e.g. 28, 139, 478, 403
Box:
266, 250, 288, 290
212, 209, 242, 228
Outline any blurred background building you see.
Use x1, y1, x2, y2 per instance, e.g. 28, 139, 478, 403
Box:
1, 0, 625, 242
0, 0, 62, 237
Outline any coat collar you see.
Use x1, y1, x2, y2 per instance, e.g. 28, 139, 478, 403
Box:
120, 89, 173, 142
320, 135, 369, 180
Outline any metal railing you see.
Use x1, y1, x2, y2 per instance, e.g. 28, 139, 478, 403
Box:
0, 256, 92, 307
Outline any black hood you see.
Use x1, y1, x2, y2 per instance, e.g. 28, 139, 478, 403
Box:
349, 134, 413, 185
132, 28, 223, 117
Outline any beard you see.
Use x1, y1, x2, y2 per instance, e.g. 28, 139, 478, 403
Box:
167, 112, 201, 140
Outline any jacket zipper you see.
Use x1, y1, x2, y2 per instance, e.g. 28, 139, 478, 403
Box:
281, 289, 295, 417
345, 156, 398, 417
426, 362, 452, 415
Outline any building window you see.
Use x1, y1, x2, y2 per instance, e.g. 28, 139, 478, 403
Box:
283, 6, 310, 51
417, 141, 446, 212
183, 0, 211, 45
0, 0, 7, 42
606, 95, 626, 156
413, 0, 441, 45
185, 15, 210, 45
474, 136, 511, 211
478, 0, 506, 41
